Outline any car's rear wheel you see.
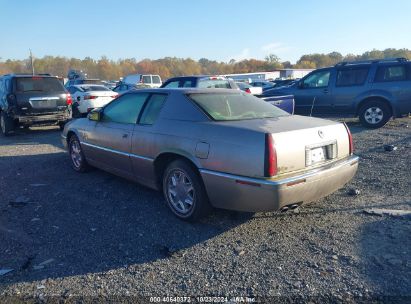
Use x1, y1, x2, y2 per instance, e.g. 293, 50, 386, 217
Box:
68, 135, 89, 172
0, 111, 14, 136
162, 160, 212, 221
359, 100, 391, 128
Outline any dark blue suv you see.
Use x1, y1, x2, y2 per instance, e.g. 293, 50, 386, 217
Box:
263, 58, 411, 128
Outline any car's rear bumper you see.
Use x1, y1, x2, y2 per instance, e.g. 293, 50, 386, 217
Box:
200, 155, 359, 212
17, 112, 70, 125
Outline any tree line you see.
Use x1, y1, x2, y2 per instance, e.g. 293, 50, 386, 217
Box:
0, 48, 410, 81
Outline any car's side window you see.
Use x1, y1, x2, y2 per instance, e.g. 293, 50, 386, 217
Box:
142, 75, 152, 84
164, 81, 180, 88
374, 64, 408, 82
336, 68, 369, 87
182, 80, 194, 87
302, 70, 331, 88
139, 94, 167, 125
102, 93, 149, 124
152, 76, 161, 84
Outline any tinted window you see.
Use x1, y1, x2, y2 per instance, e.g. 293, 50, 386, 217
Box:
188, 92, 288, 121
142, 75, 151, 84
182, 80, 194, 87
374, 65, 408, 82
152, 76, 161, 84
102, 93, 149, 124
198, 79, 231, 89
15, 77, 64, 92
164, 81, 180, 88
336, 68, 369, 87
139, 94, 167, 125
302, 70, 330, 88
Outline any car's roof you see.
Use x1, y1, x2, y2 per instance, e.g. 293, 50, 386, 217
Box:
127, 88, 239, 94
166, 75, 229, 80
73, 84, 106, 87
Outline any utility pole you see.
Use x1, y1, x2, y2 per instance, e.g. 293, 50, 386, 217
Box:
29, 49, 34, 75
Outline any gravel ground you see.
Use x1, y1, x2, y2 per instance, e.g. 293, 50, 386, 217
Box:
0, 117, 410, 303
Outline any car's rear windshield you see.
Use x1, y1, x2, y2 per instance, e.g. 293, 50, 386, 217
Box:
198, 78, 231, 89
15, 77, 64, 93
187, 92, 288, 121
79, 85, 110, 92
80, 79, 104, 85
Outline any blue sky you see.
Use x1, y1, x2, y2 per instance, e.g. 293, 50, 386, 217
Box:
1, 0, 410, 63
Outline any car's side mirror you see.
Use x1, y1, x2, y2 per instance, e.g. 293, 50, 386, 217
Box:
88, 109, 102, 121
298, 81, 304, 89
77, 96, 81, 101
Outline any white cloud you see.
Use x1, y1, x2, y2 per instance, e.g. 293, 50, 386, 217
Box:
261, 42, 291, 54
228, 48, 251, 62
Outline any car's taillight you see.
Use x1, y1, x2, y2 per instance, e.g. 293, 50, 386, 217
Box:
343, 122, 354, 155
265, 133, 277, 177
83, 95, 98, 100
245, 88, 251, 94
66, 93, 72, 105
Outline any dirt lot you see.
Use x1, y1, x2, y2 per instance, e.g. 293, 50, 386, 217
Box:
0, 117, 410, 302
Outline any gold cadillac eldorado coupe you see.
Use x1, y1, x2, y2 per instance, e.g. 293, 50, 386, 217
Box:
62, 89, 359, 221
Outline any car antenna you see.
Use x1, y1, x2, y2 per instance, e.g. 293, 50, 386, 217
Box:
309, 97, 316, 117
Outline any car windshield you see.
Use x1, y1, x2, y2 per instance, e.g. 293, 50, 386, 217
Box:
198, 78, 231, 89
79, 85, 110, 92
187, 92, 288, 121
15, 77, 64, 92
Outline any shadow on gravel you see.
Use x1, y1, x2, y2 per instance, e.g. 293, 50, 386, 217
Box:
0, 127, 63, 150
0, 152, 252, 285
359, 215, 411, 296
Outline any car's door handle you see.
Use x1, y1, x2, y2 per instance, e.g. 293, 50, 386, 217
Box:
122, 133, 128, 138
323, 89, 329, 94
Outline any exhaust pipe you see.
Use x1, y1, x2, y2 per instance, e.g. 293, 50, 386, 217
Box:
280, 206, 289, 213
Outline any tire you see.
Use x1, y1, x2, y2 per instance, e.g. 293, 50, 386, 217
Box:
68, 135, 89, 172
358, 100, 391, 128
0, 111, 14, 136
162, 159, 212, 221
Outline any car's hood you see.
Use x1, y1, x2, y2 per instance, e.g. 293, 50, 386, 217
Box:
263, 85, 296, 97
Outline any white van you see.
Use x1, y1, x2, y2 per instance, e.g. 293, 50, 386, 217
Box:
123, 74, 162, 88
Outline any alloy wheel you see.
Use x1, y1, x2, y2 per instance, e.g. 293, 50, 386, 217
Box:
70, 140, 82, 169
166, 169, 195, 215
364, 107, 383, 125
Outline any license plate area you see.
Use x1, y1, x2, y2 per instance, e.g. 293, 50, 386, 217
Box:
29, 97, 59, 108
305, 141, 337, 166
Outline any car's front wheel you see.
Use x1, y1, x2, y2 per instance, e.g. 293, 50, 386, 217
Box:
163, 160, 212, 221
0, 111, 14, 136
68, 135, 89, 172
358, 100, 391, 128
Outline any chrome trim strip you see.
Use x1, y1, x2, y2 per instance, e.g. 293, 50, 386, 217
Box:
61, 135, 67, 140
200, 155, 359, 186
80, 141, 154, 161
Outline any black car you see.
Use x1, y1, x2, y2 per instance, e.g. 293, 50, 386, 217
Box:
160, 76, 239, 90
263, 58, 411, 128
0, 74, 71, 135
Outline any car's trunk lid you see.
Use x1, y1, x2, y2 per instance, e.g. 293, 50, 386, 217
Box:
216, 115, 351, 175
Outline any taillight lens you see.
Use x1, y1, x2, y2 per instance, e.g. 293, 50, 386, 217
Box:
83, 95, 98, 100
265, 133, 277, 177
245, 88, 251, 94
343, 122, 354, 154
66, 93, 72, 105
